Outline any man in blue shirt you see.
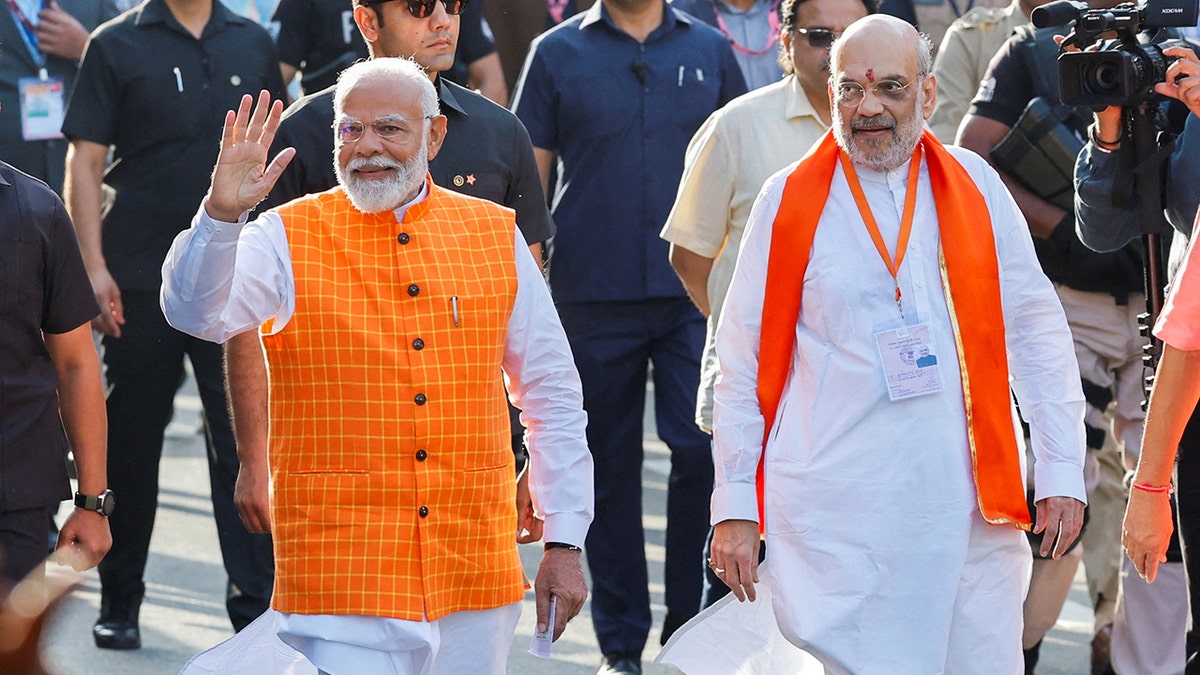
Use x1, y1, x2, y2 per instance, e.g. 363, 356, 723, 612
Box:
512, 2, 745, 673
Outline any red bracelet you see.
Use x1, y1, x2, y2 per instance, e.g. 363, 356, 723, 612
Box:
1132, 481, 1174, 494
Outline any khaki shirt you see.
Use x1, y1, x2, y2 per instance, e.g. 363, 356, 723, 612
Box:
929, 0, 1027, 142
661, 76, 827, 430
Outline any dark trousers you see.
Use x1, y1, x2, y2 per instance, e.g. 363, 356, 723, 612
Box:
0, 508, 50, 584
556, 298, 713, 657
98, 291, 273, 630
1176, 406, 1200, 673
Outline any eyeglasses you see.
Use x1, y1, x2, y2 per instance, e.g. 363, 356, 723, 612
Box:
335, 115, 432, 144
795, 27, 840, 50
365, 0, 467, 19
833, 76, 923, 108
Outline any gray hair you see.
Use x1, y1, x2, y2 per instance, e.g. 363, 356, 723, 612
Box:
333, 57, 440, 120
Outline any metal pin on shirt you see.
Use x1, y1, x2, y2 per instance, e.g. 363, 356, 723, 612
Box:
451, 296, 460, 327
173, 67, 183, 93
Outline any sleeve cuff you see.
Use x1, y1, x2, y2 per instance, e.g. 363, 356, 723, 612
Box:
1033, 460, 1088, 506
542, 513, 590, 550
710, 481, 760, 526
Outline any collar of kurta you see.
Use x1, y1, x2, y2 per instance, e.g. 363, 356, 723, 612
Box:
754, 129, 1031, 531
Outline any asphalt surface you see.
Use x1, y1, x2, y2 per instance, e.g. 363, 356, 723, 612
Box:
36, 374, 1095, 674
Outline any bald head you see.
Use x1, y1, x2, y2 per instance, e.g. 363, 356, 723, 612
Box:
830, 15, 933, 81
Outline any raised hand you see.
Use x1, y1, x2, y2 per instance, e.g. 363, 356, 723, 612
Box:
203, 91, 296, 222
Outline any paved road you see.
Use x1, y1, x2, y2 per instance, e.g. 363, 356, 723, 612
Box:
38, 376, 1096, 674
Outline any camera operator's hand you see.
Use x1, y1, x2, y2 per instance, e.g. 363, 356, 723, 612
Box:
1052, 33, 1126, 146
1156, 45, 1200, 117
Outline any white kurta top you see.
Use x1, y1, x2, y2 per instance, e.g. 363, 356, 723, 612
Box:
711, 145, 1086, 672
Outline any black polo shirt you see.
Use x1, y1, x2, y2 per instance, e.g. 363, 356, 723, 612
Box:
272, 0, 369, 94
62, 0, 285, 291
260, 77, 554, 244
0, 161, 100, 512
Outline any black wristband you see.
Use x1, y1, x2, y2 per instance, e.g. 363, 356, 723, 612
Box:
544, 541, 582, 552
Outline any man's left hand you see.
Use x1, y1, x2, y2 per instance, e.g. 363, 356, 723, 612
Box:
533, 547, 587, 641
1033, 496, 1086, 559
53, 509, 112, 571
35, 1, 89, 62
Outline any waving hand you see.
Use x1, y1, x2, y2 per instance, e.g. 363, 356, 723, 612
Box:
203, 90, 296, 222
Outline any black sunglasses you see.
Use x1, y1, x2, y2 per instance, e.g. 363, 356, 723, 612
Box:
367, 0, 468, 19
795, 27, 840, 50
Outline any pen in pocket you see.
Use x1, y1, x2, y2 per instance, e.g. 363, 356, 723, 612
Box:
451, 296, 460, 327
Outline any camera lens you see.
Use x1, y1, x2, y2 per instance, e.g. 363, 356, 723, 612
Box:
1083, 60, 1122, 95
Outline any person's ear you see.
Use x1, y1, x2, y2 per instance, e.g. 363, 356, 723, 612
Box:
426, 114, 448, 161
921, 72, 937, 120
354, 5, 380, 43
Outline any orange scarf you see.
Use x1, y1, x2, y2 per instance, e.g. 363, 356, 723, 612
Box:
755, 129, 1030, 531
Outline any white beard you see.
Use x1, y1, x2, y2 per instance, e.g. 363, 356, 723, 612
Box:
335, 138, 429, 214
833, 93, 925, 172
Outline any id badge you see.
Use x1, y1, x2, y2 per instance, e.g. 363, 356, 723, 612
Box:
19, 75, 66, 141
874, 322, 944, 401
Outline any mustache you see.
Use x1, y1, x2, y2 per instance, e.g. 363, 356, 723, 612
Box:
851, 116, 896, 131
346, 157, 406, 172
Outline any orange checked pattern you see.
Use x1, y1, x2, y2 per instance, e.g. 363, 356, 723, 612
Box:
263, 178, 523, 621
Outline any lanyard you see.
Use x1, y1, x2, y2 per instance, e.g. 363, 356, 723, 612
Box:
6, 0, 47, 73
714, 0, 780, 56
837, 143, 923, 316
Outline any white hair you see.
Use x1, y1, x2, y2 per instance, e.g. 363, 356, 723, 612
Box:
334, 57, 440, 119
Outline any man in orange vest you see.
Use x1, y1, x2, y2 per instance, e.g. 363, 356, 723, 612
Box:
706, 15, 1085, 672
160, 57, 594, 672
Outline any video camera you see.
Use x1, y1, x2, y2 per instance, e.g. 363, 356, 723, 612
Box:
1032, 0, 1198, 107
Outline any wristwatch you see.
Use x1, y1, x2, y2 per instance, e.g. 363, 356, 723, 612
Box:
74, 489, 115, 517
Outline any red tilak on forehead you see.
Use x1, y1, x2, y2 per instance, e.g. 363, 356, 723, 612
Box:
866, 68, 874, 83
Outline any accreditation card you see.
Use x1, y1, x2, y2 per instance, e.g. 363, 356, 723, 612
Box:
19, 75, 66, 141
874, 322, 944, 401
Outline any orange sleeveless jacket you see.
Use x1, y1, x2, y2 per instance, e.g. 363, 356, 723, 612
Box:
264, 180, 524, 620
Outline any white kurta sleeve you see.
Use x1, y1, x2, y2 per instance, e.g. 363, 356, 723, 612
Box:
972, 155, 1088, 505
160, 207, 295, 344
710, 170, 790, 526
501, 229, 594, 548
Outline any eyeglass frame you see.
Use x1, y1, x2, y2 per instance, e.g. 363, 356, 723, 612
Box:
334, 114, 436, 145
830, 73, 926, 108
793, 27, 842, 50
360, 0, 468, 20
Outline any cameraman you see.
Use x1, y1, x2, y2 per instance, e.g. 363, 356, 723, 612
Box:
959, 15, 1154, 673
1076, 43, 1200, 672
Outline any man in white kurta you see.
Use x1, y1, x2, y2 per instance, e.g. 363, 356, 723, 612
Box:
707, 15, 1086, 674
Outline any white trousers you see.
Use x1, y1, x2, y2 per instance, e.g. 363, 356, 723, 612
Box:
277, 602, 523, 675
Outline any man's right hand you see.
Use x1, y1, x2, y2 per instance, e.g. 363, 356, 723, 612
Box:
88, 266, 124, 337
205, 91, 295, 222
711, 519, 761, 602
234, 456, 272, 533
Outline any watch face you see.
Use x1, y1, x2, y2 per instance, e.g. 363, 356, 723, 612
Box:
99, 490, 115, 516
76, 489, 115, 516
